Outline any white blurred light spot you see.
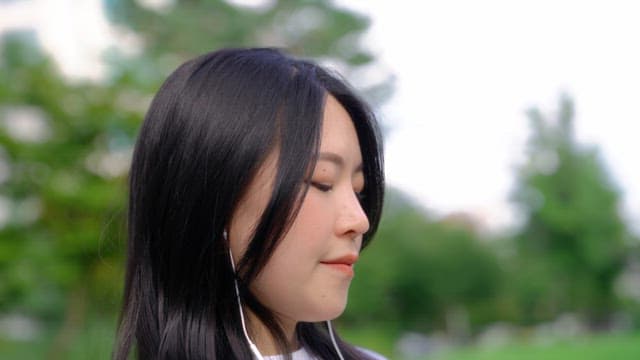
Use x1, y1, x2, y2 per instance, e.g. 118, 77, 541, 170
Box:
136, 0, 176, 13
0, 314, 42, 341
85, 148, 133, 179
224, 0, 275, 11
1, 106, 51, 143
286, 6, 326, 34
15, 196, 42, 225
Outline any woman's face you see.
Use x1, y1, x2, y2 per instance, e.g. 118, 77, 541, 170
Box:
229, 94, 370, 324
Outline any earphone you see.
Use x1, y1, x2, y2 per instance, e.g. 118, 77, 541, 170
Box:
227, 233, 264, 360
224, 230, 345, 360
327, 319, 345, 360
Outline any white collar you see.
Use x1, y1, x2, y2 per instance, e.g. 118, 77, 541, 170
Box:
263, 347, 317, 360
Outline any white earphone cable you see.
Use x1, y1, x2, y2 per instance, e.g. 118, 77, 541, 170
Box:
327, 320, 345, 360
227, 232, 264, 360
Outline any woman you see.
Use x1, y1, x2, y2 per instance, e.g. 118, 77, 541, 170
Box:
114, 48, 385, 359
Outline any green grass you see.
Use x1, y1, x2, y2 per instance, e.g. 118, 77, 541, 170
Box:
2, 318, 639, 360
2, 318, 398, 359
432, 332, 640, 360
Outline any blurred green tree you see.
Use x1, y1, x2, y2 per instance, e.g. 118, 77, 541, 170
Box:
510, 94, 630, 327
345, 188, 503, 337
0, 33, 134, 357
103, 0, 392, 104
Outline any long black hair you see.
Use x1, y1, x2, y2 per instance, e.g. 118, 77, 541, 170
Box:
114, 48, 384, 359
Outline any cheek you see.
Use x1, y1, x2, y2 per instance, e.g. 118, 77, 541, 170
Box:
249, 193, 334, 303
290, 191, 333, 236
269, 193, 331, 264
253, 196, 358, 322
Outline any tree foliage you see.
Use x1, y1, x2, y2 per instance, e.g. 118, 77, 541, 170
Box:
345, 188, 503, 334
510, 95, 630, 325
102, 0, 392, 104
0, 33, 131, 321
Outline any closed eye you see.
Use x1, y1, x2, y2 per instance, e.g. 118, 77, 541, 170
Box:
310, 181, 332, 192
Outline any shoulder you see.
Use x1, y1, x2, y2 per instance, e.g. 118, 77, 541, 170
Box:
357, 346, 388, 360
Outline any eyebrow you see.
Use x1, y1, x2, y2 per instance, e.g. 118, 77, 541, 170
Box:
317, 152, 363, 173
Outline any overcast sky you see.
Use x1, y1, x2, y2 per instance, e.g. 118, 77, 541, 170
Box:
1, 0, 639, 234
338, 0, 640, 234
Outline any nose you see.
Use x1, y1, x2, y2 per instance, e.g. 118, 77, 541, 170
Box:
336, 189, 370, 238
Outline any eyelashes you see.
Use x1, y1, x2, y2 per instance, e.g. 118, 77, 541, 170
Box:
310, 181, 332, 192
309, 181, 365, 201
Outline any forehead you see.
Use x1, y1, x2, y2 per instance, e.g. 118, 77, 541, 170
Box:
319, 96, 362, 162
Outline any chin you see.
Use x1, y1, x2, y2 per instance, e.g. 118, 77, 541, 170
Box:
300, 296, 349, 322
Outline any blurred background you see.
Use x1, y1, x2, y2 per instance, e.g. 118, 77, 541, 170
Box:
1, 0, 639, 359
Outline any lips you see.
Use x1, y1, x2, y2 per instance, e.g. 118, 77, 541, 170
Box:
320, 254, 358, 276
321, 254, 358, 265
